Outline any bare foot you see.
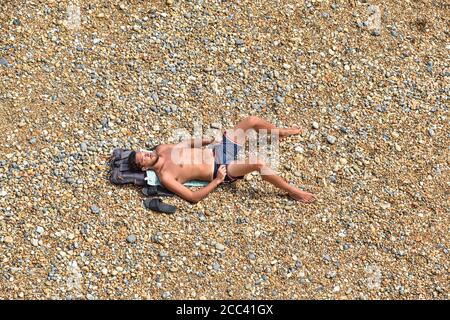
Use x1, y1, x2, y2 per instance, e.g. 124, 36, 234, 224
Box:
279, 125, 305, 139
288, 190, 317, 203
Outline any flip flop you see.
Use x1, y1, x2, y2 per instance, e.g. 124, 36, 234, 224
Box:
143, 198, 176, 214
142, 186, 174, 197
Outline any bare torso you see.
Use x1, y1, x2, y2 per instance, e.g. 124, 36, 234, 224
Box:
155, 145, 215, 183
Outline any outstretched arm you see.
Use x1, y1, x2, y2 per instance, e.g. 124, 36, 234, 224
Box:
160, 166, 226, 203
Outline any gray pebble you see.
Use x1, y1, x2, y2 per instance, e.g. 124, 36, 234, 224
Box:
340, 126, 349, 134
152, 232, 163, 244
126, 235, 137, 243
80, 142, 88, 152
198, 213, 207, 222
162, 291, 172, 299
326, 270, 337, 279
295, 146, 304, 153
36, 226, 45, 234
212, 262, 220, 271
90, 205, 100, 214
0, 58, 9, 67
371, 29, 381, 36
327, 135, 337, 144
215, 243, 225, 251
275, 95, 284, 104
234, 38, 244, 46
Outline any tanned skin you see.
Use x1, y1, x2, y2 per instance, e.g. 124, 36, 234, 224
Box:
135, 116, 317, 204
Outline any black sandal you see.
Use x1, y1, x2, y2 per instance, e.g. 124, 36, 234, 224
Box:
143, 198, 176, 214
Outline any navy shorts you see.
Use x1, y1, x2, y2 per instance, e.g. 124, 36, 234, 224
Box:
212, 131, 244, 183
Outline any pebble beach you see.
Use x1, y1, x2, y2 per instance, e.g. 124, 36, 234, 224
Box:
0, 0, 448, 299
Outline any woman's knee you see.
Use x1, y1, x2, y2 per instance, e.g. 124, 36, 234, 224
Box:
245, 116, 260, 127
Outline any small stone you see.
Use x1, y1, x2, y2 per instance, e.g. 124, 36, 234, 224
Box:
36, 226, 44, 234
162, 291, 172, 299
90, 205, 100, 214
215, 243, 225, 251
327, 135, 337, 144
326, 270, 337, 279
294, 146, 304, 153
126, 235, 137, 243
31, 239, 39, 247
212, 262, 220, 271
275, 95, 284, 104
371, 29, 381, 36
29, 138, 37, 144
0, 57, 9, 67
234, 38, 245, 46
210, 123, 221, 129
0, 190, 7, 197
312, 121, 319, 129
340, 126, 349, 134
80, 142, 88, 152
